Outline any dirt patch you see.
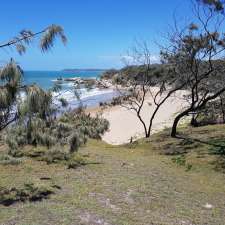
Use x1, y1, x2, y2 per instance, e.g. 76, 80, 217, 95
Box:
79, 212, 112, 225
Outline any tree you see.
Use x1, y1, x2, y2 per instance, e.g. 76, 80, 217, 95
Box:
115, 42, 185, 138
161, 0, 225, 137
0, 25, 110, 155
0, 25, 67, 130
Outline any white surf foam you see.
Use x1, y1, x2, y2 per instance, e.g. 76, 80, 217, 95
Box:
53, 87, 115, 104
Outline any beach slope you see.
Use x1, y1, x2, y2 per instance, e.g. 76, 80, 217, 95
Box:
98, 91, 187, 145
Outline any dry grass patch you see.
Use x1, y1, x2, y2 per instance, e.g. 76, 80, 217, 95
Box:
0, 125, 225, 224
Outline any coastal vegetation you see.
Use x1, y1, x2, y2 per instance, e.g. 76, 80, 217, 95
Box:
0, 25, 109, 157
0, 25, 67, 131
1, 0, 225, 224
100, 0, 225, 139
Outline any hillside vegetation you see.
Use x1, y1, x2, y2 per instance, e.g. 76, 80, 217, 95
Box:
1, 124, 225, 225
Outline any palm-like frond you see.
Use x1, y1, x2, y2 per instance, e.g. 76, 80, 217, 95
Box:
0, 87, 10, 107
40, 24, 67, 52
0, 59, 23, 86
15, 43, 26, 55
26, 85, 52, 114
0, 25, 66, 55
0, 25, 66, 131
19, 30, 34, 44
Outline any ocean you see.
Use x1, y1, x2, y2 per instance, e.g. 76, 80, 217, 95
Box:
23, 70, 118, 109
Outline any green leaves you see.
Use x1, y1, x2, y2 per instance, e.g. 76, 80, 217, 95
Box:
0, 24, 67, 131
40, 24, 67, 52
0, 59, 23, 86
0, 24, 67, 55
26, 85, 52, 115
0, 59, 23, 130
199, 0, 224, 12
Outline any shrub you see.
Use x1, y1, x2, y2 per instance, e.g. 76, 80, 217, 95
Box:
22, 147, 46, 158
42, 146, 69, 164
209, 139, 225, 156
58, 98, 68, 107
69, 132, 81, 153
67, 153, 88, 169
0, 154, 22, 165
172, 155, 186, 166
6, 106, 109, 159
172, 155, 192, 171
0, 183, 56, 206
192, 99, 225, 127
100, 69, 118, 80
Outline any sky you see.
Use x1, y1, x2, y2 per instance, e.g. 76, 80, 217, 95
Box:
0, 0, 191, 70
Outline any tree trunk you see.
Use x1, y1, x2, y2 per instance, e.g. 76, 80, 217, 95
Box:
146, 108, 158, 138
27, 118, 32, 144
145, 132, 150, 138
171, 116, 180, 137
190, 115, 198, 127
171, 109, 190, 137
219, 96, 225, 123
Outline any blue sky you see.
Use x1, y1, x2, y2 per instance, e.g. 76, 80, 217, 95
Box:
0, 0, 191, 70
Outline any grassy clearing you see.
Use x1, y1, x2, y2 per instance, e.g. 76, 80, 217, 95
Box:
0, 125, 225, 225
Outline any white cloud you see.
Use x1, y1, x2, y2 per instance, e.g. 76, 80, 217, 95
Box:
121, 54, 160, 65
98, 54, 160, 68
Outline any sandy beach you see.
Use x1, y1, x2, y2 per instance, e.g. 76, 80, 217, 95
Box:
89, 89, 187, 145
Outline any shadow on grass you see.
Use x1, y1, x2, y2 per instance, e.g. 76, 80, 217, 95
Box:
0, 183, 58, 207
175, 135, 225, 171
175, 135, 225, 148
67, 161, 102, 169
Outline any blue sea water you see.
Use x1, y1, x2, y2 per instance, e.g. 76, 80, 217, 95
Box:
23, 70, 103, 90
23, 70, 119, 109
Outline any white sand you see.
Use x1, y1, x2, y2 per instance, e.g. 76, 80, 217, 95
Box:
98, 89, 187, 145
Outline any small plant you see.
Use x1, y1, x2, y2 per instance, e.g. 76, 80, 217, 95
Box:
0, 154, 22, 165
172, 155, 193, 172
209, 140, 225, 169
0, 183, 56, 206
22, 147, 46, 158
185, 164, 193, 172
42, 147, 69, 164
209, 140, 225, 156
69, 132, 81, 153
67, 153, 88, 169
99, 101, 105, 107
172, 155, 186, 166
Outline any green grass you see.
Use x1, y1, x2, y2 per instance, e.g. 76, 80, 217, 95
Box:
0, 124, 225, 224
0, 183, 56, 206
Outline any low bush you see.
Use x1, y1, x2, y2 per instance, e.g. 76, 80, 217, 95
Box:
42, 146, 69, 164
0, 154, 22, 165
209, 139, 225, 156
67, 153, 88, 169
172, 155, 193, 171
0, 183, 56, 206
22, 147, 46, 158
6, 108, 109, 157
172, 155, 186, 166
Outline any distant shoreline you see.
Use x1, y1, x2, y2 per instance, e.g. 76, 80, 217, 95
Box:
62, 69, 106, 72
